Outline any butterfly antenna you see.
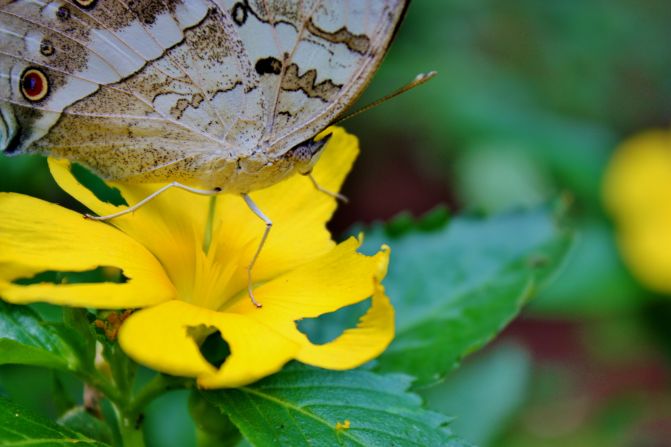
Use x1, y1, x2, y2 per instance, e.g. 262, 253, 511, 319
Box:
334, 71, 437, 124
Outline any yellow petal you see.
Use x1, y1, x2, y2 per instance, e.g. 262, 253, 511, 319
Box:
604, 130, 671, 292
118, 300, 300, 388
296, 283, 395, 370
250, 127, 359, 272
48, 158, 122, 217
312, 127, 360, 193
49, 157, 212, 298
120, 239, 391, 387
118, 301, 217, 378
227, 238, 390, 320
615, 211, 671, 293
208, 127, 359, 290
48, 158, 211, 235
196, 316, 299, 388
48, 128, 359, 304
0, 193, 175, 308
603, 130, 671, 222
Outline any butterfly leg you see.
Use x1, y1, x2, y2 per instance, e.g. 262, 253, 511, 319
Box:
306, 173, 349, 203
242, 193, 272, 309
84, 182, 222, 221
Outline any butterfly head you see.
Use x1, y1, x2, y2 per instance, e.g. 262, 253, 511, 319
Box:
285, 133, 333, 175
0, 104, 18, 154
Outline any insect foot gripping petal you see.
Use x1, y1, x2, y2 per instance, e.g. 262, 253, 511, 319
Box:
242, 193, 272, 309
83, 182, 222, 221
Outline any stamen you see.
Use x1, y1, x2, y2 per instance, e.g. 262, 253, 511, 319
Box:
203, 195, 218, 253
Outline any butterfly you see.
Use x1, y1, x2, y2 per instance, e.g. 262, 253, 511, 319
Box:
0, 0, 415, 306
0, 0, 410, 191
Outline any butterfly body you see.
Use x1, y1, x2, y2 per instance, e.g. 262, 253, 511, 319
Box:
0, 0, 408, 192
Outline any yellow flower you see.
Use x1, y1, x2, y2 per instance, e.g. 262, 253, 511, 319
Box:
603, 129, 671, 293
0, 127, 394, 388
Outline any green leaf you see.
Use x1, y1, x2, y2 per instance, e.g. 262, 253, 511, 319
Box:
362, 206, 571, 386
530, 217, 644, 316
57, 406, 114, 445
201, 364, 467, 447
0, 300, 80, 371
421, 343, 533, 446
0, 396, 109, 446
189, 391, 241, 447
51, 374, 77, 416
144, 389, 197, 447
62, 308, 97, 368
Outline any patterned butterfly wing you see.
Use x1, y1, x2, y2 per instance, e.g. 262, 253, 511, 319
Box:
0, 0, 408, 191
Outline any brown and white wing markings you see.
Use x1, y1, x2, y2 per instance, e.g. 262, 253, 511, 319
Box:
247, 0, 409, 155
0, 0, 231, 181
0, 0, 409, 187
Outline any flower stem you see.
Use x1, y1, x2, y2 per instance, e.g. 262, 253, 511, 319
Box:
203, 195, 218, 253
129, 374, 192, 415
79, 370, 122, 404
113, 403, 145, 447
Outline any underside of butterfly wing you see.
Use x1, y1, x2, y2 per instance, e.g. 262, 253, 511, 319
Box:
0, 0, 408, 192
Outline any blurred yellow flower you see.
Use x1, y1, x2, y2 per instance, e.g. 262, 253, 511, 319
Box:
0, 127, 394, 388
603, 129, 671, 293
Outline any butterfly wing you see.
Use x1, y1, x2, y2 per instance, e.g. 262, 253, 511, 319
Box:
0, 0, 408, 186
233, 0, 409, 154
0, 0, 237, 182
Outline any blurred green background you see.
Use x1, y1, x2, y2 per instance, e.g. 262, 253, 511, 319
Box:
341, 1, 671, 445
2, 1, 671, 445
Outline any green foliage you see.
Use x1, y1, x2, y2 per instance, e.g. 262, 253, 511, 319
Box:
421, 343, 533, 446
144, 390, 196, 447
531, 218, 644, 315
201, 363, 467, 447
62, 308, 98, 370
0, 396, 109, 446
57, 406, 114, 445
0, 301, 82, 372
357, 0, 671, 207
189, 391, 240, 446
363, 207, 571, 386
